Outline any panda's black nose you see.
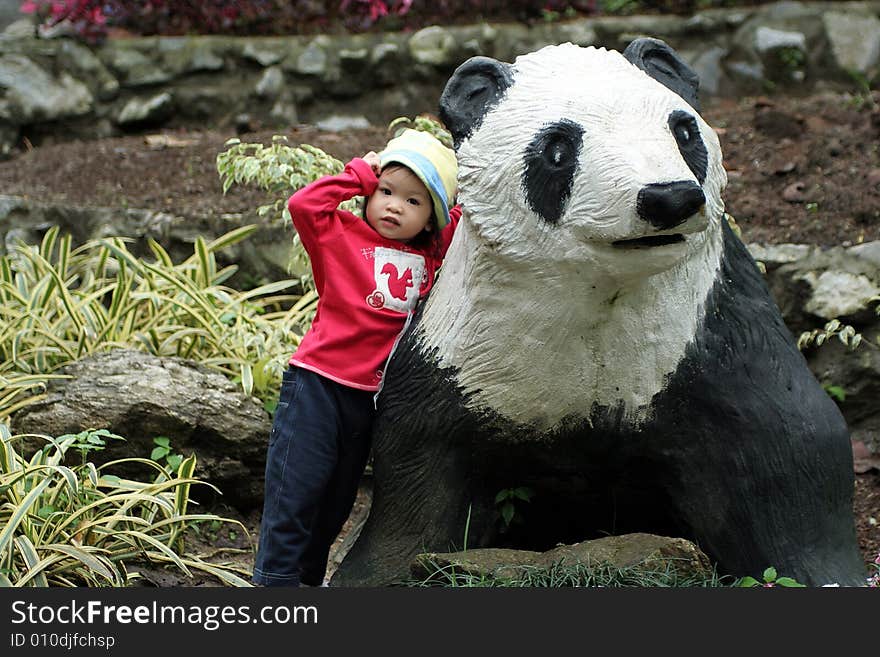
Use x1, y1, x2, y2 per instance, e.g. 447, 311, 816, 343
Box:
637, 181, 705, 230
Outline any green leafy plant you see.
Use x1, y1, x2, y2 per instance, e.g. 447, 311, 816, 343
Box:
822, 383, 846, 403
190, 517, 231, 544
736, 566, 806, 588
61, 427, 126, 466
844, 70, 878, 110
387, 115, 453, 148
0, 424, 251, 586
216, 138, 347, 289
494, 486, 534, 531
777, 46, 805, 73
150, 436, 184, 473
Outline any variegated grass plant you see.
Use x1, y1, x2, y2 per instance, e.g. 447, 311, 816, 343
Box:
0, 224, 317, 421
1, 425, 251, 586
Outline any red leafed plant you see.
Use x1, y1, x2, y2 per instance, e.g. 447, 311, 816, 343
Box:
20, 0, 107, 42
20, 1, 288, 42
19, 1, 599, 43
339, 0, 412, 29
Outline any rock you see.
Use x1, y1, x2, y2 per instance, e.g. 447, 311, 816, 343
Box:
255, 65, 284, 99
294, 37, 329, 76
10, 349, 272, 509
2, 19, 35, 38
746, 242, 815, 271
808, 340, 880, 456
117, 91, 174, 126
782, 180, 808, 202
102, 44, 172, 87
408, 26, 457, 67
411, 534, 715, 585
159, 37, 226, 74
800, 269, 880, 321
242, 39, 286, 67
0, 54, 93, 123
0, 4, 877, 139
316, 115, 371, 131
0, 194, 295, 287
763, 240, 880, 332
823, 10, 880, 75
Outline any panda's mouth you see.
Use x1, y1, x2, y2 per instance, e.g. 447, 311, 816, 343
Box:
612, 234, 686, 249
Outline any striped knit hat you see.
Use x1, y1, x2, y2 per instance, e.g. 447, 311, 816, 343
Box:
379, 129, 458, 230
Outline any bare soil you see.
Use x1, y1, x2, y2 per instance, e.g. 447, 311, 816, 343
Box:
1, 89, 878, 584
2, 91, 879, 246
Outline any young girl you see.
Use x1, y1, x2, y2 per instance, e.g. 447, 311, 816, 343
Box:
252, 129, 460, 587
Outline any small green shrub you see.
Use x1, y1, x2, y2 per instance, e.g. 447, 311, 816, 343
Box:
494, 486, 533, 532
216, 139, 347, 290
151, 436, 184, 474
735, 566, 806, 587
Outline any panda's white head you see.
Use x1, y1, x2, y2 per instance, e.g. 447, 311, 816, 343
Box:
439, 40, 727, 282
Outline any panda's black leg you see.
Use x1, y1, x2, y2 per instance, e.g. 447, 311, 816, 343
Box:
651, 427, 866, 587
331, 418, 473, 586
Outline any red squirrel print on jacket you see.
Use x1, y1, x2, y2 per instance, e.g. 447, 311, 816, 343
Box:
381, 263, 414, 301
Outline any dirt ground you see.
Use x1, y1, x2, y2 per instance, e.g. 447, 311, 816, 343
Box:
1, 89, 878, 584
3, 90, 879, 246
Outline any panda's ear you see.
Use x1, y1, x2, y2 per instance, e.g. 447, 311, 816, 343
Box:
439, 56, 514, 148
622, 37, 701, 112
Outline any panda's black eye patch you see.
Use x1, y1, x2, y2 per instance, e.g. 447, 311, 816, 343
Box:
669, 110, 708, 184
522, 119, 584, 224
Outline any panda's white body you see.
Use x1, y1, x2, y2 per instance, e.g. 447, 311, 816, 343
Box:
419, 44, 725, 429
335, 40, 866, 588
418, 215, 725, 429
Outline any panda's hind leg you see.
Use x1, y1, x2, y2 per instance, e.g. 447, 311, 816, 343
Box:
649, 424, 867, 587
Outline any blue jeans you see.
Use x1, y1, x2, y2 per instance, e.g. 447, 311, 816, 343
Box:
252, 367, 374, 586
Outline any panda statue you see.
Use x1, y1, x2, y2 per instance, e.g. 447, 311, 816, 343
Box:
332, 38, 866, 587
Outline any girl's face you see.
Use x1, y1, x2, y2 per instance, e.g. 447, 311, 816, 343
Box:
366, 165, 434, 242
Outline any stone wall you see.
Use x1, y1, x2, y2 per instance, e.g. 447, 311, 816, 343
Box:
1, 1, 879, 156
0, 0, 19, 32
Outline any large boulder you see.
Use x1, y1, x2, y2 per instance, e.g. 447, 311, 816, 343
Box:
11, 349, 271, 509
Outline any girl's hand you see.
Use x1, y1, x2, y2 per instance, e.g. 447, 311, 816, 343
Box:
363, 151, 381, 175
